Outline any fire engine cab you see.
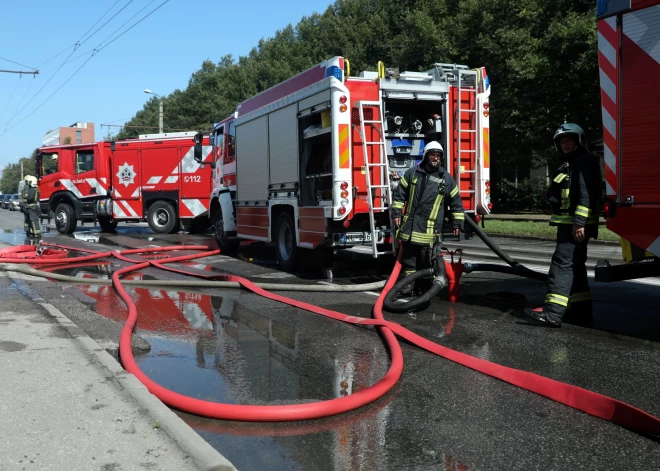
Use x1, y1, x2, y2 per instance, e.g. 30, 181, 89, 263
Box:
36, 132, 212, 235
195, 57, 491, 269
595, 0, 660, 281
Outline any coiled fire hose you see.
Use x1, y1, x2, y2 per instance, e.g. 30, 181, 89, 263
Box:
383, 216, 545, 312
1, 243, 659, 436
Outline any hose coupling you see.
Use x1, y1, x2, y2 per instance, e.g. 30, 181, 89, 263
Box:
433, 275, 447, 289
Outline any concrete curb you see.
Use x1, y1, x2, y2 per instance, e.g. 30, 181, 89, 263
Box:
8, 273, 237, 471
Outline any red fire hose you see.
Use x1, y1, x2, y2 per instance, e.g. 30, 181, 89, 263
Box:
1, 243, 659, 435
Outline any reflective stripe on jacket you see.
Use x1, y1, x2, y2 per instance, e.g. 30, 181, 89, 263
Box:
392, 165, 464, 245
547, 150, 601, 227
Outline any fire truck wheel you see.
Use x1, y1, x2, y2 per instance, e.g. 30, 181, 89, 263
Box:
275, 212, 298, 271
98, 216, 118, 232
214, 209, 239, 255
55, 203, 77, 234
147, 201, 178, 234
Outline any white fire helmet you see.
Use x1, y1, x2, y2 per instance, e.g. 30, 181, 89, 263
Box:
553, 123, 587, 152
24, 175, 38, 186
422, 141, 444, 160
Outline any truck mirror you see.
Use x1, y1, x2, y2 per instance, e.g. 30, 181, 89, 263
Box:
193, 143, 203, 163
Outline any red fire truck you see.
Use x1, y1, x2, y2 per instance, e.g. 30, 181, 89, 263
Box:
595, 0, 660, 281
194, 57, 491, 269
36, 132, 212, 235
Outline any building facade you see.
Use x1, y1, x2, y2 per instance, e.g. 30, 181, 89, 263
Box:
43, 122, 94, 147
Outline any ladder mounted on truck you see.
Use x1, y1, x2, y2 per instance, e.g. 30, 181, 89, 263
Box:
455, 69, 478, 205
355, 100, 395, 258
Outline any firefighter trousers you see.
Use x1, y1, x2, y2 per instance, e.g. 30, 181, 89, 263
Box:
25, 204, 41, 237
400, 242, 436, 292
543, 225, 592, 324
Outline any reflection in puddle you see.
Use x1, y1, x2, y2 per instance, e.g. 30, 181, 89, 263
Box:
53, 266, 476, 470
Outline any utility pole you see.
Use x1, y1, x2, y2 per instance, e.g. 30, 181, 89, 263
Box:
158, 99, 163, 134
144, 89, 163, 133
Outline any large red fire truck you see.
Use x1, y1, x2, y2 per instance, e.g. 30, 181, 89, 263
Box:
194, 57, 492, 269
36, 132, 212, 235
595, 0, 660, 281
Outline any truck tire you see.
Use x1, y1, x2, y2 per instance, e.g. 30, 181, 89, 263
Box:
98, 216, 118, 232
214, 209, 239, 255
147, 201, 178, 234
274, 212, 298, 271
55, 203, 77, 234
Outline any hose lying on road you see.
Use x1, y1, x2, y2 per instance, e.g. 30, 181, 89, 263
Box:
463, 262, 547, 282
1, 243, 659, 436
465, 216, 546, 281
0, 263, 387, 292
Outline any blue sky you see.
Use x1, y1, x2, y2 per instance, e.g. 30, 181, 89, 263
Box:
0, 0, 333, 171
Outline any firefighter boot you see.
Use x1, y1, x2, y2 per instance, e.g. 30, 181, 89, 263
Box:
522, 307, 562, 328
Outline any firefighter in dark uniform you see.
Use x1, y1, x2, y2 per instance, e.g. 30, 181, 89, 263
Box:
524, 123, 601, 327
21, 175, 41, 238
392, 141, 465, 295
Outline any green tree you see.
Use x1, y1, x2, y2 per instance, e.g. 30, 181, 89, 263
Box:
1, 151, 37, 194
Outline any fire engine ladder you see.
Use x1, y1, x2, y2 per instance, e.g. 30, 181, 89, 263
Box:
355, 100, 394, 258
455, 69, 478, 202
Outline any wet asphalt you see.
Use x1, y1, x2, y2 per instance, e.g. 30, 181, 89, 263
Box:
1, 210, 659, 470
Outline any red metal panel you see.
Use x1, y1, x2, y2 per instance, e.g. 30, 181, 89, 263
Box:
632, 0, 660, 10
237, 64, 328, 116
299, 216, 327, 233
611, 206, 660, 253
299, 207, 324, 217
620, 34, 660, 203
237, 225, 269, 239
236, 207, 269, 232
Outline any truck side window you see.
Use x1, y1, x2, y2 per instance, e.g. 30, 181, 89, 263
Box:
227, 122, 236, 162
76, 151, 94, 174
43, 154, 59, 175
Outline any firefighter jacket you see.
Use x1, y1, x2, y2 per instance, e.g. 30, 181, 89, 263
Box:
22, 184, 39, 207
547, 149, 601, 227
392, 164, 464, 245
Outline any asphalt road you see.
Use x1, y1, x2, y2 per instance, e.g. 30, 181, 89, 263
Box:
1, 209, 659, 471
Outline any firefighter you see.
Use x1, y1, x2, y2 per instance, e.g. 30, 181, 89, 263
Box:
524, 123, 602, 327
21, 175, 41, 238
392, 141, 465, 295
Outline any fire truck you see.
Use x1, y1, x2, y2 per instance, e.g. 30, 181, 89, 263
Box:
36, 132, 212, 235
595, 0, 660, 281
194, 56, 491, 269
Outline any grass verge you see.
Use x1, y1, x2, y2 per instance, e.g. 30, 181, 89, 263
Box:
482, 220, 620, 242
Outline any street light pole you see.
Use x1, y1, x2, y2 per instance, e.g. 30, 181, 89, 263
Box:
144, 89, 163, 133
158, 99, 163, 134
14, 157, 23, 180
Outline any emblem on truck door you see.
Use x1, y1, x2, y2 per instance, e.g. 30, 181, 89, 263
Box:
116, 162, 137, 187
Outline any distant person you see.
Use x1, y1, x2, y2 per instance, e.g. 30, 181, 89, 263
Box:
391, 141, 465, 295
21, 175, 41, 238
524, 123, 602, 327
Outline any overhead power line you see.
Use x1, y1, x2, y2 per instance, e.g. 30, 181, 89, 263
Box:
0, 0, 171, 139
40, 0, 159, 75
0, 0, 142, 131
0, 56, 39, 71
